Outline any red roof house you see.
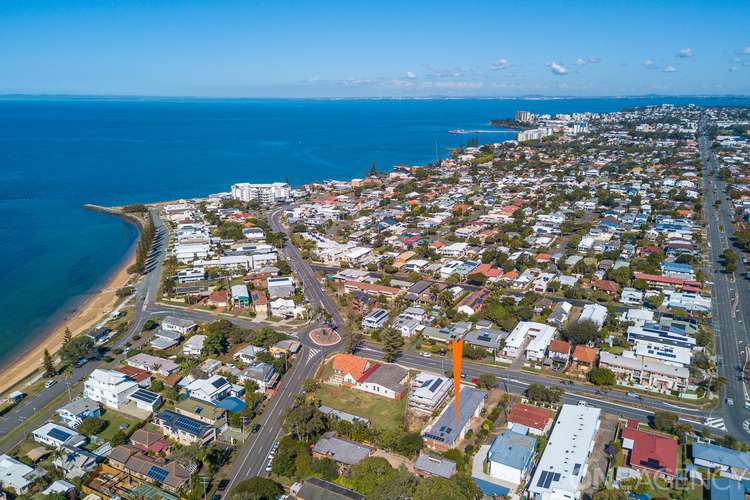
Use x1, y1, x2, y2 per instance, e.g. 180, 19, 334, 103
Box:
621, 420, 678, 478
507, 403, 552, 435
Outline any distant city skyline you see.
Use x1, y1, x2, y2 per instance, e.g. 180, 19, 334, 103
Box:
2, 0, 749, 97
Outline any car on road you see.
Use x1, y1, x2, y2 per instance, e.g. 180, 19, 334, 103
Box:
626, 391, 641, 399
419, 352, 432, 358
727, 398, 735, 407
44, 380, 57, 389
577, 400, 587, 406
75, 357, 89, 367
251, 424, 261, 433
217, 480, 230, 492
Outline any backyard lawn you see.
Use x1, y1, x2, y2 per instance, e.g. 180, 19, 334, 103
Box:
315, 383, 405, 431
98, 409, 140, 442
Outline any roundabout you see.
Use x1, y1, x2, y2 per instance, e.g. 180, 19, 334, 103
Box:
309, 326, 341, 347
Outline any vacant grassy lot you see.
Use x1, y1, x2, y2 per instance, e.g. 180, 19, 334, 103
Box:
98, 410, 140, 442
315, 383, 405, 431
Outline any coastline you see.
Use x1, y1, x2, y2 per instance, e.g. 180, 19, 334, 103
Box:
0, 208, 140, 396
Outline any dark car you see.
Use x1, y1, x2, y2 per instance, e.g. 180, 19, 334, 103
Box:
251, 423, 261, 433
217, 480, 230, 492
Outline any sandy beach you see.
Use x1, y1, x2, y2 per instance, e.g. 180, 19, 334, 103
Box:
0, 248, 136, 396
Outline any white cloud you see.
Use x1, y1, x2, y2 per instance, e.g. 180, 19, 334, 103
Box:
740, 47, 750, 55
548, 62, 568, 75
729, 66, 739, 72
588, 57, 601, 64
575, 58, 587, 66
490, 58, 511, 70
677, 48, 694, 58
405, 71, 417, 79
643, 58, 657, 69
663, 65, 677, 73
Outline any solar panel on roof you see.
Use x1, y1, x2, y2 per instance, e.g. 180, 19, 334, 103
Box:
211, 378, 226, 388
537, 471, 549, 488
147, 465, 169, 483
48, 428, 72, 442
131, 389, 159, 404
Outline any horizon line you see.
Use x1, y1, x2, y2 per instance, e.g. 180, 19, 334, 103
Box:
1, 92, 750, 102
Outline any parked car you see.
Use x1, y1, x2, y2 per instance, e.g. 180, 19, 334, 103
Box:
44, 380, 57, 389
217, 480, 230, 492
419, 352, 432, 358
251, 424, 261, 433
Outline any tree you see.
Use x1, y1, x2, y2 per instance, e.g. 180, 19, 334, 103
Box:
381, 327, 404, 362
396, 431, 424, 458
202, 330, 227, 357
526, 383, 563, 403
78, 417, 107, 436
652, 410, 679, 433
564, 320, 600, 345
282, 400, 328, 442
478, 373, 497, 390
311, 458, 339, 481
344, 457, 396, 497
302, 378, 318, 393
414, 477, 466, 500
343, 328, 364, 354
43, 349, 56, 377
63, 327, 72, 346
589, 367, 616, 386
228, 477, 283, 500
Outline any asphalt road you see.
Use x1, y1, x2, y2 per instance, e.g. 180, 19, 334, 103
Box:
699, 119, 750, 439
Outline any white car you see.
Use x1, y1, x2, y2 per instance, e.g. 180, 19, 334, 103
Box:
727, 398, 735, 407
419, 352, 432, 358
44, 380, 57, 389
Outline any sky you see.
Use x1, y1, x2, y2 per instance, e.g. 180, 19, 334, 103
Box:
1, 0, 749, 97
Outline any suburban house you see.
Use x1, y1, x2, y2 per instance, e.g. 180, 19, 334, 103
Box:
185, 375, 233, 403
161, 316, 197, 335
183, 335, 206, 357
621, 419, 678, 479
0, 454, 46, 494
267, 276, 295, 298
150, 328, 182, 350
126, 353, 180, 376
547, 339, 571, 367
233, 345, 267, 365
312, 432, 373, 466
423, 386, 486, 451
174, 398, 227, 428
231, 284, 250, 308
56, 398, 101, 429
107, 445, 191, 494
507, 403, 553, 436
501, 322, 556, 361
409, 372, 451, 415
415, 453, 457, 479
487, 429, 537, 486
153, 410, 217, 446
692, 442, 750, 477
32, 422, 87, 449
361, 308, 389, 330
329, 353, 407, 400
571, 345, 598, 374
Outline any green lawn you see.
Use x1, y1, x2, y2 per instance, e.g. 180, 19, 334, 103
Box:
315, 383, 405, 431
98, 410, 140, 442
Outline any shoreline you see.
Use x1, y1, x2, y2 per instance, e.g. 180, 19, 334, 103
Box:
0, 207, 140, 396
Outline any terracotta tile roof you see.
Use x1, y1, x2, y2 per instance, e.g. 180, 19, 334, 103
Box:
508, 403, 552, 431
633, 272, 701, 289
592, 279, 620, 293
572, 345, 597, 364
115, 365, 150, 383
548, 339, 571, 354
332, 354, 369, 380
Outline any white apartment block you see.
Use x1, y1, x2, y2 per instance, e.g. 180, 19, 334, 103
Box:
231, 182, 290, 205
83, 369, 139, 410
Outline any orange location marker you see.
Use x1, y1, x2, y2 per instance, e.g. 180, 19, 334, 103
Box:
451, 338, 463, 428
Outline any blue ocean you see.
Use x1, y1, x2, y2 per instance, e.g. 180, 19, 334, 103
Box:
0, 96, 748, 365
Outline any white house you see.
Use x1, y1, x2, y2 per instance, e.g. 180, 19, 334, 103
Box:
487, 430, 537, 486
234, 345, 267, 365
186, 375, 232, 403
579, 303, 608, 329
620, 287, 644, 306
409, 372, 451, 415
362, 308, 389, 330
0, 454, 46, 494
162, 316, 198, 335
83, 369, 139, 410
32, 422, 87, 449
183, 335, 206, 357
126, 353, 180, 376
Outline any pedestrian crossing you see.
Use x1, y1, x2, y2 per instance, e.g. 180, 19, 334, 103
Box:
704, 417, 727, 431
308, 348, 320, 361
